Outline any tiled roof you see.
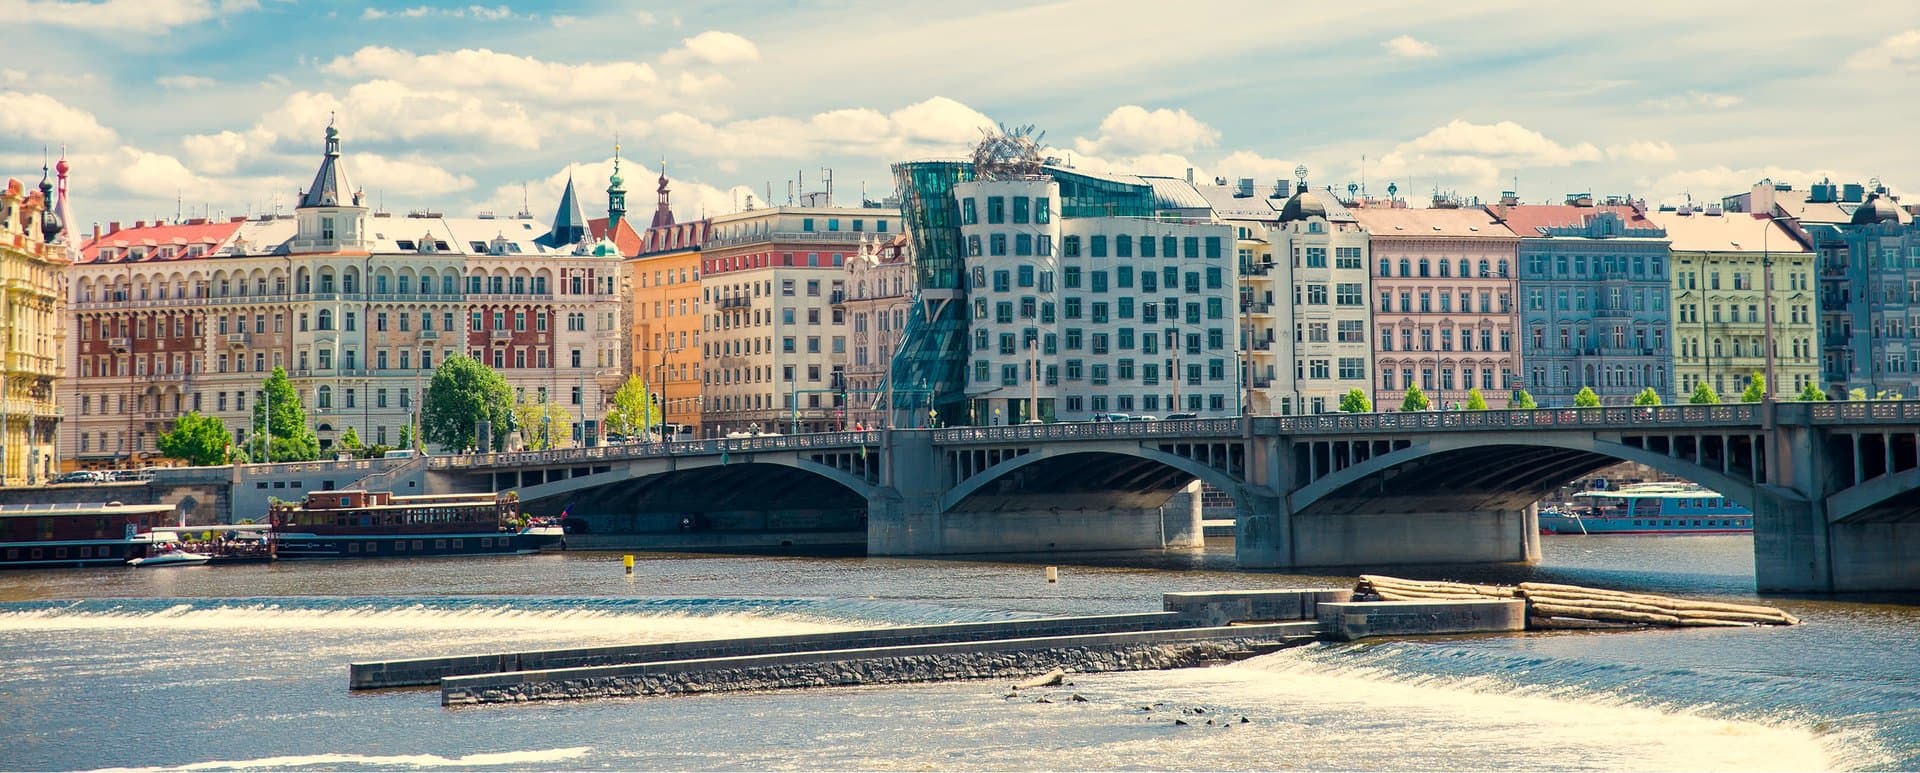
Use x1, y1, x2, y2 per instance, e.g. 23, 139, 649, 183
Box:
1492, 204, 1656, 236
1348, 206, 1518, 239
1644, 210, 1810, 253
78, 219, 244, 263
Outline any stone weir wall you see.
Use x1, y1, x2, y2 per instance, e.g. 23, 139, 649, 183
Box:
441, 623, 1318, 706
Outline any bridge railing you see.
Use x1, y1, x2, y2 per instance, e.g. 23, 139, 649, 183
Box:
428, 430, 882, 471
931, 418, 1246, 445
1802, 400, 1920, 424
1262, 403, 1761, 434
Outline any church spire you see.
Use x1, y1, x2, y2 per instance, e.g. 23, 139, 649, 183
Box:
37, 150, 61, 243
298, 116, 360, 209
544, 167, 589, 247
650, 157, 675, 229
606, 139, 627, 233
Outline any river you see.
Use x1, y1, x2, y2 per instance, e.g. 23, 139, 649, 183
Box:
0, 536, 1914, 771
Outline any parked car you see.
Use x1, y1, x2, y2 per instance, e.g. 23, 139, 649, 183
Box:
53, 470, 102, 484
1129, 415, 1160, 422
1164, 412, 1199, 420
1091, 413, 1132, 422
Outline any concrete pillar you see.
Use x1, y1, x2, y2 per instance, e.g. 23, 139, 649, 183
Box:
1522, 502, 1542, 563
1288, 508, 1537, 567
1829, 522, 1920, 591
1161, 480, 1204, 549
1233, 490, 1291, 568
1751, 493, 1833, 592
867, 430, 946, 555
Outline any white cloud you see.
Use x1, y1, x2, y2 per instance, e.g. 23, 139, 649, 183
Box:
659, 31, 760, 66
1648, 91, 1743, 110
647, 96, 993, 163
474, 157, 759, 223
1370, 120, 1603, 190
1606, 141, 1677, 164
1073, 106, 1219, 157
0, 92, 117, 146
1641, 165, 1852, 206
1847, 29, 1920, 71
1383, 34, 1438, 58
322, 47, 657, 104
157, 75, 216, 89
183, 80, 544, 172
351, 153, 475, 197
361, 4, 520, 21
0, 0, 257, 31
1, 67, 98, 90
1213, 151, 1305, 185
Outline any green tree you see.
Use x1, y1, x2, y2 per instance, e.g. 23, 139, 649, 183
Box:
1796, 382, 1827, 402
397, 422, 415, 451
1741, 372, 1767, 403
1339, 388, 1371, 413
249, 366, 319, 462
1573, 386, 1602, 407
1848, 387, 1867, 401
337, 426, 364, 458
422, 354, 515, 452
1513, 390, 1538, 409
1464, 387, 1488, 410
1632, 387, 1662, 406
604, 375, 663, 439
513, 396, 574, 451
156, 412, 231, 466
1690, 381, 1721, 404
1400, 384, 1430, 412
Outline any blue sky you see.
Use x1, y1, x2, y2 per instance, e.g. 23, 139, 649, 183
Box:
1, 0, 1915, 228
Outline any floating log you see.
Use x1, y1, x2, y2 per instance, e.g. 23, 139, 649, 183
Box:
1354, 576, 1799, 629
1527, 602, 1681, 626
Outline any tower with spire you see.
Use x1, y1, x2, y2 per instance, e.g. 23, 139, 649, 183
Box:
293, 117, 367, 253
606, 142, 627, 234
650, 159, 676, 229
541, 169, 590, 248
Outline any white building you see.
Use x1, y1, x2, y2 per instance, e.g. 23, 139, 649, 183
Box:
838, 234, 913, 428
956, 176, 1240, 423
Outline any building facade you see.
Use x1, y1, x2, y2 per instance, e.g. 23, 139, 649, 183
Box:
1648, 205, 1816, 400
838, 234, 913, 428
1494, 198, 1674, 406
63, 126, 622, 466
954, 175, 1239, 423
1, 169, 69, 485
1351, 205, 1522, 409
699, 205, 897, 436
625, 180, 710, 435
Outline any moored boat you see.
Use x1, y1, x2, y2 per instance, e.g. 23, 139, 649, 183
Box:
127, 544, 211, 567
0, 502, 182, 569
268, 490, 557, 559
1540, 482, 1753, 535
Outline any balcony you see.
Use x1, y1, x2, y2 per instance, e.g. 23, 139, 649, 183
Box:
489, 329, 514, 343
108, 337, 131, 351
226, 333, 249, 347
419, 329, 439, 340
1241, 262, 1275, 277
1250, 338, 1274, 351
830, 290, 846, 305
4, 352, 56, 373
717, 295, 752, 309
1244, 301, 1274, 316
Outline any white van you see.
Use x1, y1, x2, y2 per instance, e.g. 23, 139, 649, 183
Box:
382, 449, 419, 459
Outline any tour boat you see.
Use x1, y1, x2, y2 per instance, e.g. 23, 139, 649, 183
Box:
1540, 482, 1754, 535
126, 545, 211, 568
268, 490, 562, 559
0, 502, 182, 569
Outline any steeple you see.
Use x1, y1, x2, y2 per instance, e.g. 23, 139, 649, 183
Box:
52, 147, 71, 247
650, 158, 675, 229
36, 153, 61, 243
298, 116, 360, 209
544, 168, 589, 247
606, 140, 628, 233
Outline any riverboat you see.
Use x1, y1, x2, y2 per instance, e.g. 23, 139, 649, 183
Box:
1539, 482, 1753, 535
268, 490, 562, 559
0, 502, 182, 568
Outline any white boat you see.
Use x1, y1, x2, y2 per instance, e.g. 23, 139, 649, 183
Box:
127, 548, 211, 567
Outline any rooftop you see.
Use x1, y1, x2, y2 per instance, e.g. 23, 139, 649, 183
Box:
1348, 206, 1518, 239
1644, 210, 1810, 253
1491, 204, 1660, 236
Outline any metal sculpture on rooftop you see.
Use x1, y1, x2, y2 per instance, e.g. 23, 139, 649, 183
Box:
971, 123, 1047, 181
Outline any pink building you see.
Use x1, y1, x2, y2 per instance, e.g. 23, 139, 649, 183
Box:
1350, 205, 1522, 409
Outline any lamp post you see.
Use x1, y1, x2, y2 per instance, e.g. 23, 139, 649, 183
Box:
1762, 216, 1779, 402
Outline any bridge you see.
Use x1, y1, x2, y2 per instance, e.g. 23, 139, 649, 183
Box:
423, 401, 1920, 594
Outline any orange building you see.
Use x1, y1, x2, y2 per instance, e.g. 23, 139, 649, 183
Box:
620, 170, 708, 436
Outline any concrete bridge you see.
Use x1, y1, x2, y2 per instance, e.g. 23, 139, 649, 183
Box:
425, 401, 1920, 594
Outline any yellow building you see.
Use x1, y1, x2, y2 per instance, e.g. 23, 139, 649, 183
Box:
1651, 207, 1816, 399
615, 168, 709, 436
1, 169, 70, 485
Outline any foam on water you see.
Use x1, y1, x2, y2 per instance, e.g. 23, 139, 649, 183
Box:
90, 746, 593, 771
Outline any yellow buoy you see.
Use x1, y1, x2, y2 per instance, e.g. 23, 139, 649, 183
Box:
1045, 566, 1058, 583
623, 554, 635, 574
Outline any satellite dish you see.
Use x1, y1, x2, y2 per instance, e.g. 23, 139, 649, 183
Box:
1294, 165, 1309, 184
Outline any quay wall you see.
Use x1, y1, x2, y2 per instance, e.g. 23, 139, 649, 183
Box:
440, 622, 1319, 705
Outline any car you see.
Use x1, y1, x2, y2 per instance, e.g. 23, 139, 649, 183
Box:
381, 449, 419, 459
1090, 413, 1131, 423
1128, 415, 1160, 422
1164, 412, 1199, 420
54, 471, 101, 484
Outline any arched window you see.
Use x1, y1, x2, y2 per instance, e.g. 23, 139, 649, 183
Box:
1439, 260, 1451, 277
1478, 260, 1490, 277
1498, 260, 1510, 277
1418, 259, 1430, 277
318, 309, 334, 330
317, 386, 332, 409
1378, 259, 1391, 277
1458, 259, 1470, 277
1399, 259, 1411, 277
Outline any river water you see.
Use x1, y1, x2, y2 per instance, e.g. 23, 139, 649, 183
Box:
1, 536, 1915, 771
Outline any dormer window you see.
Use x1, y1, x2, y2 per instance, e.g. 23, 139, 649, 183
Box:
470, 241, 488, 253
396, 239, 416, 251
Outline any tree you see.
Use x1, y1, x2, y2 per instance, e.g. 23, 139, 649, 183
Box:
1690, 381, 1721, 404
605, 375, 663, 439
1797, 383, 1826, 402
1849, 387, 1867, 401
421, 354, 515, 452
1464, 387, 1488, 410
1633, 387, 1662, 406
1741, 372, 1766, 403
1400, 384, 1429, 412
397, 423, 415, 451
156, 412, 231, 466
250, 366, 319, 462
1573, 386, 1602, 407
1339, 388, 1371, 413
337, 426, 364, 458
513, 395, 574, 451
1512, 390, 1537, 409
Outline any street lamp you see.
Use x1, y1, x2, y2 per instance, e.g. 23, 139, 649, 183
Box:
1762, 215, 1779, 402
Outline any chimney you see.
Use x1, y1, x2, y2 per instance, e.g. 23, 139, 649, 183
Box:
109, 221, 120, 233
1842, 183, 1865, 203
1235, 178, 1254, 198
1499, 191, 1519, 207
1185, 167, 1194, 184
92, 224, 101, 241
1271, 179, 1287, 199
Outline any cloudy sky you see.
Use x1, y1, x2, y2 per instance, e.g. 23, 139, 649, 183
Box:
1, 0, 1915, 229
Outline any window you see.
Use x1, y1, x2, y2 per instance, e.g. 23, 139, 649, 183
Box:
987, 197, 1005, 224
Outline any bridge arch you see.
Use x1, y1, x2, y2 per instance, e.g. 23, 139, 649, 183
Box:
511, 454, 882, 510
1825, 466, 1920, 524
940, 442, 1247, 514
1288, 432, 1772, 516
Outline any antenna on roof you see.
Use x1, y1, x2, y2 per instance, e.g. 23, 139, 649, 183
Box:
518, 182, 531, 219
175, 189, 182, 223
